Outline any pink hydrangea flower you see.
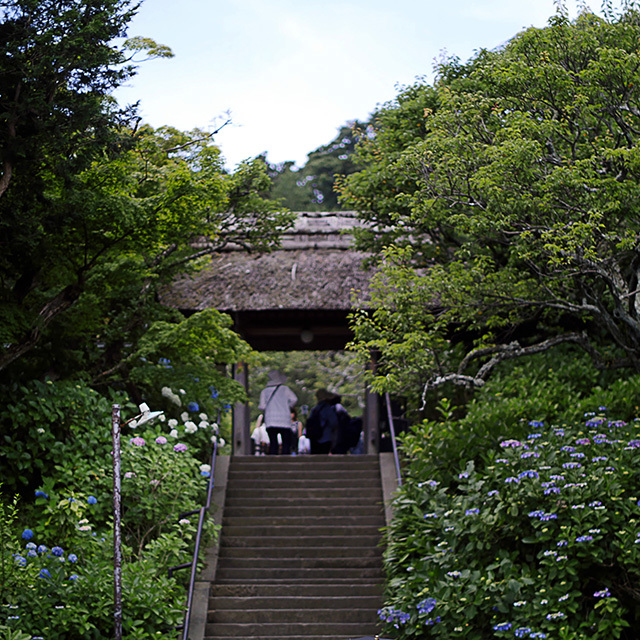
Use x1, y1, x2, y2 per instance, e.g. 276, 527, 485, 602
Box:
130, 437, 145, 447
155, 436, 168, 444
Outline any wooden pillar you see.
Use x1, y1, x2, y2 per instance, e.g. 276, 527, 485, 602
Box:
363, 355, 379, 454
232, 362, 251, 456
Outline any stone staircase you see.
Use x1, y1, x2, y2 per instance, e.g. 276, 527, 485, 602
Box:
204, 455, 386, 640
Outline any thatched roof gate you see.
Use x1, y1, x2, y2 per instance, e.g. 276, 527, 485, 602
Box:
163, 211, 381, 454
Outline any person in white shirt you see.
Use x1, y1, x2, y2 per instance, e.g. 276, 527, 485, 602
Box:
258, 370, 297, 455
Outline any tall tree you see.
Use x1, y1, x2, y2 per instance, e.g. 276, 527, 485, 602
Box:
0, 1, 294, 382
267, 121, 370, 210
340, 6, 640, 410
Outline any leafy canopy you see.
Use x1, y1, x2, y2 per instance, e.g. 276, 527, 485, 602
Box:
340, 6, 640, 410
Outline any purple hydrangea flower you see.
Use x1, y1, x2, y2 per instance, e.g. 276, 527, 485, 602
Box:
173, 443, 188, 453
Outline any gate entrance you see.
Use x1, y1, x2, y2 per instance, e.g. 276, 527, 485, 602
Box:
163, 211, 380, 454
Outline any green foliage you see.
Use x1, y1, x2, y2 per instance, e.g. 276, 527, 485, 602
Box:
266, 121, 370, 210
0, 379, 220, 638
382, 408, 640, 638
341, 5, 640, 410
399, 350, 640, 483
0, 10, 293, 384
0, 380, 124, 495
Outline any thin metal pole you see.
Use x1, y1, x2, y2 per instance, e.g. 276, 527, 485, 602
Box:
385, 392, 403, 488
112, 404, 123, 640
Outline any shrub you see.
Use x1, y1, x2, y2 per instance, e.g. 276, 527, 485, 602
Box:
381, 410, 640, 638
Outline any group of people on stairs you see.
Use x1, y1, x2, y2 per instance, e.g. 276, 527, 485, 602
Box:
252, 370, 363, 455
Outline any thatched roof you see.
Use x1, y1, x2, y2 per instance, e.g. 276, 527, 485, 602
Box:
163, 212, 375, 313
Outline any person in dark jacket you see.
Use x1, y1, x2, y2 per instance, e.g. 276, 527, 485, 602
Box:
305, 388, 339, 454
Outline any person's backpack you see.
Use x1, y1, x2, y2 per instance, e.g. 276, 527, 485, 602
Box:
305, 401, 337, 441
305, 405, 323, 441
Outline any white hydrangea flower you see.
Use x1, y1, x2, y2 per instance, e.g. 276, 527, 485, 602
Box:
210, 435, 217, 444
199, 412, 209, 422
180, 412, 189, 422
179, 389, 186, 395
161, 386, 182, 407
211, 422, 219, 434
200, 464, 211, 473
169, 429, 179, 438
219, 438, 226, 447
184, 421, 198, 434
198, 421, 209, 429
168, 418, 178, 428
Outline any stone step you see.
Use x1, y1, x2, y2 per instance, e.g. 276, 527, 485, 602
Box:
214, 566, 384, 582
221, 515, 385, 528
204, 637, 376, 640
229, 455, 379, 469
228, 469, 380, 481
226, 478, 379, 490
220, 535, 382, 549
224, 487, 382, 500
210, 583, 383, 598
220, 524, 382, 538
227, 487, 382, 507
209, 595, 381, 610
218, 546, 382, 559
204, 622, 383, 638
222, 504, 382, 518
216, 556, 382, 570
209, 607, 379, 624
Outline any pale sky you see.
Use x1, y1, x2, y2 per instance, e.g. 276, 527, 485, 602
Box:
114, 0, 580, 170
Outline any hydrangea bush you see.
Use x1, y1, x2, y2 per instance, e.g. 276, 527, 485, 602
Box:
381, 410, 640, 638
1, 379, 221, 638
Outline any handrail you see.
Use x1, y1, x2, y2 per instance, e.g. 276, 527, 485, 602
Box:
384, 392, 403, 488
168, 437, 218, 639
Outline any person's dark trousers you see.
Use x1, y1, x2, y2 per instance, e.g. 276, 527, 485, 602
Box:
310, 440, 331, 455
267, 426, 292, 455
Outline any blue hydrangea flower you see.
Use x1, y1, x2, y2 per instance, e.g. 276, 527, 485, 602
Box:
21, 529, 33, 540
87, 495, 97, 505
68, 553, 78, 563
27, 549, 37, 558
546, 612, 566, 620
37, 544, 48, 554
594, 588, 611, 598
465, 508, 480, 516
417, 597, 436, 615
515, 628, 532, 638
51, 546, 64, 556
39, 568, 51, 579
187, 401, 199, 412
69, 574, 79, 581
14, 555, 26, 566
493, 622, 512, 631
34, 490, 49, 499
